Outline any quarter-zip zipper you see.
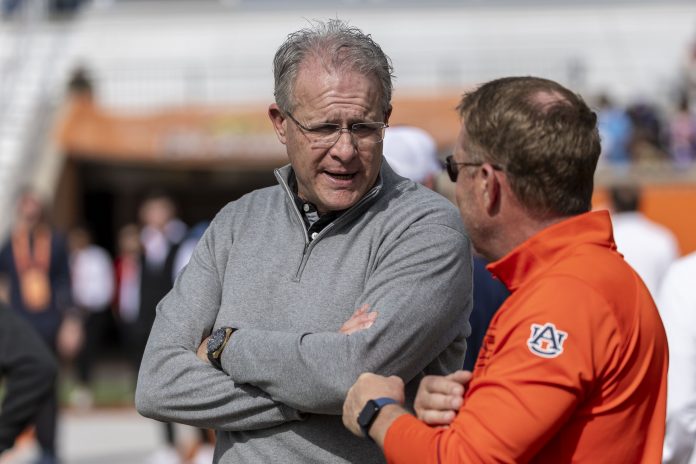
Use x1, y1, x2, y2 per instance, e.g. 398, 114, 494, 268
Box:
276, 172, 311, 281
275, 168, 383, 282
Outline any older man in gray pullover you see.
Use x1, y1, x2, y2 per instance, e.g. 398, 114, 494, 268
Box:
136, 19, 472, 464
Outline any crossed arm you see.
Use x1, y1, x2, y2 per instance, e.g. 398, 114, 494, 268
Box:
136, 213, 471, 430
342, 370, 472, 447
342, 364, 581, 464
196, 303, 377, 360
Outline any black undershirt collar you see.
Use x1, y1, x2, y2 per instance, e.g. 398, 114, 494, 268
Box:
289, 174, 344, 241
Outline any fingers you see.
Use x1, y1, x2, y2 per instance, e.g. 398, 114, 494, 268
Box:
414, 374, 466, 426
197, 335, 211, 362
340, 311, 378, 335
423, 374, 467, 397
417, 407, 458, 426
352, 303, 369, 317
446, 370, 473, 386
339, 304, 378, 335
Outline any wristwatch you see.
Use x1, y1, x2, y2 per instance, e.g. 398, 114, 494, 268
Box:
207, 326, 235, 370
357, 397, 399, 439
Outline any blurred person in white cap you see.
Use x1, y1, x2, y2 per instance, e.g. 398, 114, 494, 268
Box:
383, 124, 508, 372
382, 125, 442, 190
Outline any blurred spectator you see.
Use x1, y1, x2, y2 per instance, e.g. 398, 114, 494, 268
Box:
0, 188, 77, 464
381, 125, 503, 370
464, 255, 509, 371
49, 0, 84, 17
173, 221, 210, 278
669, 94, 696, 167
627, 102, 669, 164
0, 302, 58, 455
382, 125, 443, 190
68, 225, 115, 409
172, 220, 215, 464
597, 93, 633, 165
113, 223, 142, 373
2, 0, 84, 19
136, 192, 186, 365
684, 39, 696, 109
137, 193, 187, 464
610, 184, 679, 297
66, 66, 94, 100
658, 251, 696, 464
1, 0, 22, 18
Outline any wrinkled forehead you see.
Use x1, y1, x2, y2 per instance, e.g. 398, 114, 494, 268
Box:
293, 59, 383, 111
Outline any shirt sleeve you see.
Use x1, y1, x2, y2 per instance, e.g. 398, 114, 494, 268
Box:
135, 212, 305, 431
659, 259, 696, 463
0, 305, 58, 452
383, 277, 616, 463
224, 221, 472, 414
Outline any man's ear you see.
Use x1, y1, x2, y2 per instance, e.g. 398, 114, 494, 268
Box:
481, 164, 501, 216
268, 103, 287, 145
384, 105, 393, 125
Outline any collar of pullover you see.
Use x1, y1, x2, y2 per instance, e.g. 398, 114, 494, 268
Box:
487, 210, 617, 293
274, 159, 409, 223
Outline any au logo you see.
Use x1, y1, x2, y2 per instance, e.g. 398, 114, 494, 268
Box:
527, 323, 568, 358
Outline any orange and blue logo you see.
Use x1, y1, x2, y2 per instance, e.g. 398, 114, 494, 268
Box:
527, 323, 568, 358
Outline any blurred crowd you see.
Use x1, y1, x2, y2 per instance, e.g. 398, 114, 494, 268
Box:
595, 91, 696, 168
0, 115, 694, 462
0, 189, 213, 464
595, 38, 696, 169
0, 97, 694, 464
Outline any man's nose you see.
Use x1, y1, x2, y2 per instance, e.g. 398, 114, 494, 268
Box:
329, 129, 358, 159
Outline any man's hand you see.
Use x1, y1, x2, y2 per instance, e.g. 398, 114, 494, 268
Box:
197, 335, 211, 363
195, 304, 376, 364
339, 304, 378, 335
343, 373, 405, 439
414, 370, 472, 426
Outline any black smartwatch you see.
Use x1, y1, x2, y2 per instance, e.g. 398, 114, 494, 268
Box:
207, 327, 235, 370
357, 397, 399, 439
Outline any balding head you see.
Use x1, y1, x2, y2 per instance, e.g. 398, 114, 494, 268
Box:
457, 76, 601, 219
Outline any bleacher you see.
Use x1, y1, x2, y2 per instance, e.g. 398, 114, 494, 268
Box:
2, 0, 696, 240
0, 1, 79, 238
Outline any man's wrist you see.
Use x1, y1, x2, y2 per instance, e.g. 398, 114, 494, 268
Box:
207, 327, 235, 370
369, 403, 408, 448
358, 397, 399, 439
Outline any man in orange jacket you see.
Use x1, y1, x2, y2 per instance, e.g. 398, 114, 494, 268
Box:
342, 76, 668, 463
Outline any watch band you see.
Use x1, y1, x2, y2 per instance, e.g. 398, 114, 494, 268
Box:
358, 397, 399, 440
208, 327, 235, 370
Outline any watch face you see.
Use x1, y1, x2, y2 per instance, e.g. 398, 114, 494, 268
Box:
357, 400, 378, 429
207, 328, 226, 353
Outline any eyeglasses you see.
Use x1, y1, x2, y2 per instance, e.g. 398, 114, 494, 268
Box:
445, 155, 503, 182
285, 112, 388, 148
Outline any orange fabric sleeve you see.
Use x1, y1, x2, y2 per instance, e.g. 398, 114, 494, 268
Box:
384, 414, 443, 464
384, 277, 617, 463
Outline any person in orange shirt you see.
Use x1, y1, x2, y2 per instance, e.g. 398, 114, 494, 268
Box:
342, 76, 668, 463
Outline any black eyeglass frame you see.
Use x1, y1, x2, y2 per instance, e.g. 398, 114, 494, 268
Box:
445, 155, 503, 182
285, 112, 389, 147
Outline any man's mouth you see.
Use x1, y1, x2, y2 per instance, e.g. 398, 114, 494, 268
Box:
325, 171, 357, 181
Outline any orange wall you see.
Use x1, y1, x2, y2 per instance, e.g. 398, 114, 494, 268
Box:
594, 185, 696, 256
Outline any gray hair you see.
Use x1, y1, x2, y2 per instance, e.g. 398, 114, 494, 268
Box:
273, 19, 394, 115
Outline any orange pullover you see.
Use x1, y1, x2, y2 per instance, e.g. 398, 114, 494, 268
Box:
384, 211, 668, 463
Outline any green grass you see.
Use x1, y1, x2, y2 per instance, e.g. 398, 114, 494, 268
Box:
58, 362, 137, 408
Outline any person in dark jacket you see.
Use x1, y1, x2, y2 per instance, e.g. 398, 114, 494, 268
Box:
0, 188, 75, 464
0, 302, 58, 454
